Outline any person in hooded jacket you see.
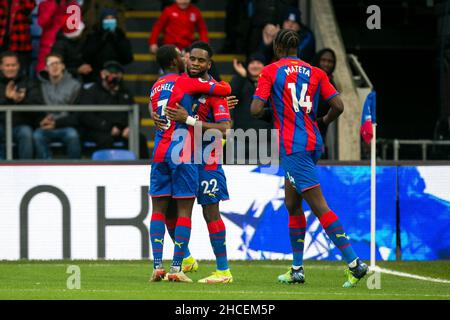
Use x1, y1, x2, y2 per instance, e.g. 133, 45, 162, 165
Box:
52, 18, 92, 83
312, 48, 337, 142
81, 8, 133, 83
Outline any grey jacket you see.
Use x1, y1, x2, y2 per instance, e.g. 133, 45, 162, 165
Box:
38, 70, 81, 128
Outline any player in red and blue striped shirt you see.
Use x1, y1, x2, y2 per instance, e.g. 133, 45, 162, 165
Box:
148, 45, 231, 283
165, 41, 233, 284
251, 30, 368, 288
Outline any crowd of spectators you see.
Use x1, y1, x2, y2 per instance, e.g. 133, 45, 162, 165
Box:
0, 0, 337, 160
0, 0, 141, 159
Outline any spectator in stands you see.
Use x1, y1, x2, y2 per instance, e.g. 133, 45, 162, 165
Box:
33, 53, 81, 159
230, 52, 272, 161
77, 61, 148, 158
36, 0, 80, 73
148, 0, 208, 54
82, 8, 133, 83
0, 51, 44, 159
312, 48, 337, 142
82, 0, 127, 33
0, 0, 36, 75
258, 6, 315, 64
52, 18, 91, 83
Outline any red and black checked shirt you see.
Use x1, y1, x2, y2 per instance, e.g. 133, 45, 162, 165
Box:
0, 0, 36, 52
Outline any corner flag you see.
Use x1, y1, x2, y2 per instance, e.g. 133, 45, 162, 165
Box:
360, 91, 376, 144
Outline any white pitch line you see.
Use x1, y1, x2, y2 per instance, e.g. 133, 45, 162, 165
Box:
371, 266, 450, 284
0, 288, 449, 298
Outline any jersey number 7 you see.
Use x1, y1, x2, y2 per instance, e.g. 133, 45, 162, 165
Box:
288, 83, 312, 114
157, 98, 171, 130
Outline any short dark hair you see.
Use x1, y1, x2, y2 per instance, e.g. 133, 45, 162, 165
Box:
0, 51, 19, 64
156, 44, 179, 71
46, 52, 64, 63
190, 41, 213, 59
274, 29, 300, 54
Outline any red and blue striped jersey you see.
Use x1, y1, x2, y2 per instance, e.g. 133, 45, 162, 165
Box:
150, 73, 231, 163
253, 56, 339, 156
195, 92, 230, 170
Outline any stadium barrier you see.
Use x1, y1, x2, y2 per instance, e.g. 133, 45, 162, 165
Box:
1, 105, 140, 160
0, 162, 449, 261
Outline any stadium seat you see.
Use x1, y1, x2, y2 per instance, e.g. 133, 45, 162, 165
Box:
92, 149, 137, 161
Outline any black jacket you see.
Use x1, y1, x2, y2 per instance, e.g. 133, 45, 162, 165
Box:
0, 72, 45, 127
77, 81, 132, 133
82, 27, 133, 79
52, 32, 89, 82
230, 74, 272, 131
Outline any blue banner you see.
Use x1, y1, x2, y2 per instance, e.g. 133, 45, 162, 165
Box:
399, 167, 450, 260
222, 165, 398, 261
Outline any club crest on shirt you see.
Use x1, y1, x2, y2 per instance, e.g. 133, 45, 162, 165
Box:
190, 13, 196, 22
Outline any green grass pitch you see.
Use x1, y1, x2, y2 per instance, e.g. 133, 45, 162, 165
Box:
0, 260, 449, 300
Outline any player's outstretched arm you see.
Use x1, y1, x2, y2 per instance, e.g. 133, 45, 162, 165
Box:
184, 78, 232, 97
318, 95, 344, 126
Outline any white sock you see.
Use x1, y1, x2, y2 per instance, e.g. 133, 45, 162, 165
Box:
292, 265, 302, 270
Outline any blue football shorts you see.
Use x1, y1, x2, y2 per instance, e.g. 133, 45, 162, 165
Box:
281, 150, 322, 193
197, 165, 229, 205
149, 161, 199, 198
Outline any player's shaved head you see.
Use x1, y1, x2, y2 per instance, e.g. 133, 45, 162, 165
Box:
156, 44, 184, 73
273, 29, 300, 59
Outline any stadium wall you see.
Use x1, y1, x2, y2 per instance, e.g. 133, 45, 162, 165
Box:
0, 163, 449, 261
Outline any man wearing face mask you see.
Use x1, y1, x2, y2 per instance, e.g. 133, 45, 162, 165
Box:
77, 60, 148, 158
82, 8, 133, 83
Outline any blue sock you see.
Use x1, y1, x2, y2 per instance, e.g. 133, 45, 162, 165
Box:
150, 212, 165, 269
289, 215, 306, 267
166, 218, 191, 258
207, 219, 229, 271
172, 217, 192, 269
319, 211, 358, 264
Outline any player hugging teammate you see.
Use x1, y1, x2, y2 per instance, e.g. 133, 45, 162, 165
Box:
148, 42, 234, 283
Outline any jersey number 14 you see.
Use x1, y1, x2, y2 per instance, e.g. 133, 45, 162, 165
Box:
288, 83, 312, 114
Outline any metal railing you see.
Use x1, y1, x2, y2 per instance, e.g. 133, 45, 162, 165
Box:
2, 104, 140, 160
393, 139, 450, 161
